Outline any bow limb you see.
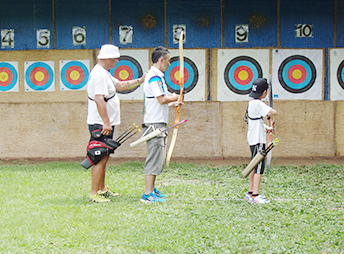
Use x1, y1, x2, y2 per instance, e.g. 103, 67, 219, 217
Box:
266, 75, 273, 173
166, 31, 184, 170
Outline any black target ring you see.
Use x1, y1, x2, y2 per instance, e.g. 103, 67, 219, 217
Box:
165, 56, 198, 94
278, 55, 316, 94
224, 56, 263, 95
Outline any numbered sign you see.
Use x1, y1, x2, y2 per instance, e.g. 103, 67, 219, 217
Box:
37, 29, 50, 49
119, 26, 133, 44
173, 25, 186, 44
1, 29, 14, 48
236, 25, 249, 43
295, 24, 313, 38
72, 26, 86, 45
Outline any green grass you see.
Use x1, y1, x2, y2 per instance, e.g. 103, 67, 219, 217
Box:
0, 161, 343, 253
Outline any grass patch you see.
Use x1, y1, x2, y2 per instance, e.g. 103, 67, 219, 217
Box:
0, 161, 343, 253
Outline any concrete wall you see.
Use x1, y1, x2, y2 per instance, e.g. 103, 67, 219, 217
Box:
0, 49, 340, 160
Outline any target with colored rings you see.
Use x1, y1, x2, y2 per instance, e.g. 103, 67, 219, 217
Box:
25, 61, 54, 91
336, 60, 344, 90
60, 60, 89, 90
0, 62, 18, 91
278, 55, 316, 93
224, 56, 262, 95
110, 56, 143, 95
165, 56, 198, 94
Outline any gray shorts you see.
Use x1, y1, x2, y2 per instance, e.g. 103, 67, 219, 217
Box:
143, 123, 167, 175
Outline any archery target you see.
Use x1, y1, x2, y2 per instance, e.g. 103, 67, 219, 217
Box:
59, 60, 89, 91
0, 61, 19, 92
109, 49, 148, 100
272, 49, 323, 100
217, 49, 269, 101
24, 61, 55, 92
166, 49, 205, 101
330, 48, 344, 101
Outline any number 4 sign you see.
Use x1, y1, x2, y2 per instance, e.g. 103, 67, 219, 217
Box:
1, 29, 14, 48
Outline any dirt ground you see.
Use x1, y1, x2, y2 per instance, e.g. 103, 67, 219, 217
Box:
2, 156, 344, 166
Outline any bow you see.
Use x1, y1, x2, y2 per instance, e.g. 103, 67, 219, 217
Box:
166, 31, 184, 170
266, 75, 274, 173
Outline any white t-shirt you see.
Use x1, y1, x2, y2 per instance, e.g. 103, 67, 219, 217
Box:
86, 64, 121, 126
143, 66, 169, 124
247, 99, 272, 146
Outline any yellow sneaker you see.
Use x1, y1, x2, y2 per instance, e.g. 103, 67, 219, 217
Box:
88, 191, 112, 203
99, 186, 120, 199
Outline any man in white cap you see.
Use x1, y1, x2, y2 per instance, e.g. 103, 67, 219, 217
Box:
86, 44, 146, 203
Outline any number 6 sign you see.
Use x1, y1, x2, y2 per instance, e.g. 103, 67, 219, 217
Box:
72, 26, 86, 45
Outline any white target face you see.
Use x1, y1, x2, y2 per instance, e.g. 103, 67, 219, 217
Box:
272, 49, 323, 100
24, 61, 55, 92
166, 49, 206, 101
0, 61, 19, 92
217, 49, 269, 101
59, 60, 89, 91
330, 48, 344, 101
109, 49, 149, 100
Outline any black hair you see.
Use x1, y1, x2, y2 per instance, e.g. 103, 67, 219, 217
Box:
152, 46, 169, 63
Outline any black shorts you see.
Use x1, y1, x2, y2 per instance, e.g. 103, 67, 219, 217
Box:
250, 143, 265, 175
88, 124, 115, 154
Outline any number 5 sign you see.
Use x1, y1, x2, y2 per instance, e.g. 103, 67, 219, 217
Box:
72, 26, 86, 45
37, 29, 50, 49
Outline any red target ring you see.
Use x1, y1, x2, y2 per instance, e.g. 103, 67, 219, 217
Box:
0, 67, 13, 87
65, 66, 84, 85
169, 66, 189, 85
287, 64, 307, 84
30, 67, 49, 86
114, 65, 134, 81
233, 66, 253, 85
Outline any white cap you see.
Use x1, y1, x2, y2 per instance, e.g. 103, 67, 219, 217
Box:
97, 44, 120, 59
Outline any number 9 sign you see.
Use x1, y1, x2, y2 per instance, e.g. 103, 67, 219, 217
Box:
235, 25, 249, 43
72, 26, 86, 45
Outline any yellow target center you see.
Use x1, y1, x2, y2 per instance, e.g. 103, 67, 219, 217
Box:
174, 70, 180, 81
292, 69, 303, 80
35, 71, 45, 82
238, 70, 249, 80
0, 72, 9, 82
70, 70, 80, 80
119, 70, 129, 80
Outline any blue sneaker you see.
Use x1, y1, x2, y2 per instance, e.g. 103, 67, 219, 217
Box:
153, 187, 167, 198
244, 193, 253, 203
140, 192, 165, 203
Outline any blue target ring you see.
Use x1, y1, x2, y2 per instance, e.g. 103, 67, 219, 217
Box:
0, 62, 18, 91
25, 62, 54, 91
111, 56, 142, 94
278, 55, 316, 93
336, 60, 344, 90
60, 61, 89, 90
165, 56, 198, 94
224, 56, 262, 94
